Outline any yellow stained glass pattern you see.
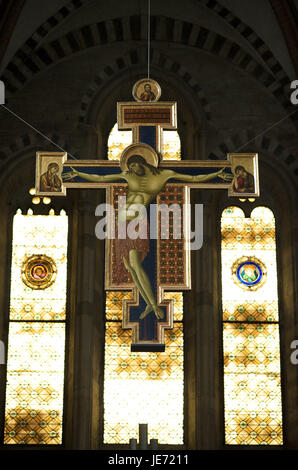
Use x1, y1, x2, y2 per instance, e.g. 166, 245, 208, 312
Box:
4, 211, 68, 445
107, 124, 133, 160
221, 206, 278, 323
221, 206, 283, 445
105, 291, 133, 321
103, 292, 184, 445
4, 323, 65, 444
162, 130, 181, 160
164, 291, 183, 321
224, 323, 282, 445
9, 212, 68, 321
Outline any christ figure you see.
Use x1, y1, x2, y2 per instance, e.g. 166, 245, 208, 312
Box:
65, 155, 228, 320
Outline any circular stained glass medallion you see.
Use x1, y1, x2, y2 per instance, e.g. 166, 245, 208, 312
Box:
232, 257, 266, 290
21, 254, 57, 290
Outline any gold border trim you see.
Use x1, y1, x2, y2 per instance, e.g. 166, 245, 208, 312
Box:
35, 151, 67, 196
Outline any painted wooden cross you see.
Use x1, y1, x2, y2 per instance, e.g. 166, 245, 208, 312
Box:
35, 78, 259, 352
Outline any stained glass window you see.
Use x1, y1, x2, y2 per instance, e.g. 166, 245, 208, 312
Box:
162, 130, 181, 161
104, 125, 183, 445
221, 206, 283, 445
4, 210, 68, 445
107, 124, 181, 161
104, 291, 183, 444
107, 124, 133, 160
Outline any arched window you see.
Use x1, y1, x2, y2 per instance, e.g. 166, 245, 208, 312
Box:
221, 206, 282, 445
103, 125, 184, 445
4, 206, 68, 445
107, 124, 181, 161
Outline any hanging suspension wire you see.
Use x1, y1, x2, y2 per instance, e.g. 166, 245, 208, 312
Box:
0, 104, 78, 159
147, 0, 151, 78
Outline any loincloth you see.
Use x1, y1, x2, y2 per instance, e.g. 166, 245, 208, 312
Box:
114, 221, 150, 281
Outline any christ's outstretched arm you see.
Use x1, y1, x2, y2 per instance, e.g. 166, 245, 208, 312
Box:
63, 167, 127, 182
166, 167, 231, 183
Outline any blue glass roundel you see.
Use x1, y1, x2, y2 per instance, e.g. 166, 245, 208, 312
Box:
236, 261, 262, 286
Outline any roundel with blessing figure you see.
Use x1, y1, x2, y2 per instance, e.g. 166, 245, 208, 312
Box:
21, 254, 57, 290
232, 256, 266, 290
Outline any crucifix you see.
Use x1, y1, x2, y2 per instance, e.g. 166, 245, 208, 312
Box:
35, 77, 259, 352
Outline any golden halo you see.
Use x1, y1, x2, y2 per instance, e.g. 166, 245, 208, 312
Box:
120, 143, 159, 172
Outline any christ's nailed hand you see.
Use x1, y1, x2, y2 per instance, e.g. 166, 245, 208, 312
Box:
218, 168, 233, 181
69, 167, 79, 177
62, 167, 80, 181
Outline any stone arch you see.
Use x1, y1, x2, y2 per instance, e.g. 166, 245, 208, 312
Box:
1, 15, 293, 115
80, 59, 205, 162
199, 0, 290, 86
208, 130, 298, 179
2, 0, 92, 71
0, 131, 78, 174
2, 1, 290, 96
78, 47, 212, 124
